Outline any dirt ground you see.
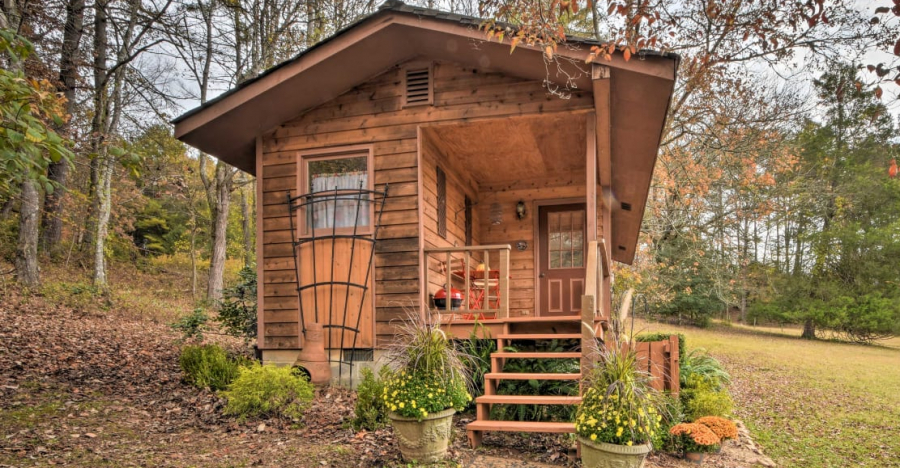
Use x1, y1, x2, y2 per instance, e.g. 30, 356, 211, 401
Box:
0, 290, 775, 467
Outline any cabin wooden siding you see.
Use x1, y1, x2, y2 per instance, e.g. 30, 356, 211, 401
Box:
258, 60, 594, 350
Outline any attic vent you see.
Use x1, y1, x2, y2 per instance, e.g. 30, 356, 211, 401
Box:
403, 64, 433, 107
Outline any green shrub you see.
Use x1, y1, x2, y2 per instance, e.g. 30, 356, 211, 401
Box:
351, 366, 390, 430
680, 348, 730, 391
651, 394, 684, 452
172, 308, 209, 340
222, 364, 315, 421
683, 386, 734, 420
179, 344, 241, 391
215, 266, 257, 341
456, 326, 496, 406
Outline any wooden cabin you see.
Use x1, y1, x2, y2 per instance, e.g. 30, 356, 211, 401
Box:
173, 1, 678, 444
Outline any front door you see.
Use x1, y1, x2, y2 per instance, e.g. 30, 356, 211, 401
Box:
538, 204, 586, 316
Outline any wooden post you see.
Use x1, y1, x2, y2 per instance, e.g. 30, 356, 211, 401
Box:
498, 248, 509, 319
580, 294, 596, 392
483, 249, 491, 314
464, 251, 470, 311
445, 252, 452, 314
424, 251, 430, 312
668, 334, 680, 396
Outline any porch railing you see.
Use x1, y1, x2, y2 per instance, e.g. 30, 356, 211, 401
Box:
424, 244, 511, 320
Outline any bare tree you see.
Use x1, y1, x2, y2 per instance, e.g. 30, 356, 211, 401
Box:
88, 0, 174, 288
41, 0, 86, 254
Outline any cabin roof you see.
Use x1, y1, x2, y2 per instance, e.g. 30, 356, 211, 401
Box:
172, 1, 678, 264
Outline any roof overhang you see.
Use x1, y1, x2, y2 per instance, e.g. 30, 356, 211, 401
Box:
172, 3, 678, 265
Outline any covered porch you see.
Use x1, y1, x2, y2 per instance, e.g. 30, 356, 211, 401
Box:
416, 111, 612, 338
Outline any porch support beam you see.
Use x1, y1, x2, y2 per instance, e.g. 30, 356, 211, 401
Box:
592, 64, 612, 188
593, 64, 614, 322
586, 112, 598, 244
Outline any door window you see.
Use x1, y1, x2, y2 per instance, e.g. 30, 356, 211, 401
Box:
548, 210, 585, 269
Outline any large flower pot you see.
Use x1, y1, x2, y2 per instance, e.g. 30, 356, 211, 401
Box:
579, 437, 652, 468
684, 451, 706, 464
388, 409, 455, 463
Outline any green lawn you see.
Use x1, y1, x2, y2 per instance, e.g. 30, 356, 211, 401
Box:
635, 320, 900, 468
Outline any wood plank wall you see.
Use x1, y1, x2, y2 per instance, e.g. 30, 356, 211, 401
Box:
259, 60, 593, 349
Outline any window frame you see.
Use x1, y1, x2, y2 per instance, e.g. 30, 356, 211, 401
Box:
297, 144, 375, 238
547, 209, 586, 270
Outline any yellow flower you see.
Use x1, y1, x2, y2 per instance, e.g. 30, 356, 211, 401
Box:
590, 434, 597, 441
399, 402, 405, 409
391, 405, 397, 411
626, 441, 633, 446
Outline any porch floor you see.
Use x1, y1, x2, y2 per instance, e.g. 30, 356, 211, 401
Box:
438, 314, 608, 340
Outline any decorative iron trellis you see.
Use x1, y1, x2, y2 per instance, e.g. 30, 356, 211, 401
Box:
286, 183, 389, 385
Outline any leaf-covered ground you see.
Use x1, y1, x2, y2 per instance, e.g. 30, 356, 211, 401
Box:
1, 286, 775, 467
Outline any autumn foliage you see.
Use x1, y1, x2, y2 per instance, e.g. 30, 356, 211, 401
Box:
694, 416, 738, 441
670, 422, 721, 452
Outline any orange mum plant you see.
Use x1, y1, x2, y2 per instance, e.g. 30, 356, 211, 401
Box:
669, 423, 720, 453
695, 416, 738, 441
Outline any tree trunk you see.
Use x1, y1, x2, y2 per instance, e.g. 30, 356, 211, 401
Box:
801, 318, 816, 340
190, 211, 198, 300
88, 0, 109, 284
6, 0, 39, 288
203, 159, 234, 301
92, 155, 114, 287
84, 0, 109, 252
41, 0, 85, 253
15, 180, 41, 288
241, 178, 253, 267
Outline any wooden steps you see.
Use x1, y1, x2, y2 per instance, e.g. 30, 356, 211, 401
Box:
476, 395, 581, 405
483, 372, 581, 380
491, 351, 580, 359
467, 319, 586, 449
497, 333, 581, 340
466, 420, 575, 433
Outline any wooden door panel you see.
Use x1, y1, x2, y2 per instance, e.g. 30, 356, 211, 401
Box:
538, 204, 587, 316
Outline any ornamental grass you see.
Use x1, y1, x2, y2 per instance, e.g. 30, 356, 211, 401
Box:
694, 416, 738, 441
669, 422, 721, 453
575, 345, 662, 447
381, 309, 473, 421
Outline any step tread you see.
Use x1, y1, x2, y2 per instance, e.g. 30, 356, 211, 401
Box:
466, 420, 575, 433
476, 395, 582, 405
497, 333, 582, 340
484, 372, 581, 380
492, 352, 581, 359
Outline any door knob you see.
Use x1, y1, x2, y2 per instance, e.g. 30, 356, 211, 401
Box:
539, 273, 546, 278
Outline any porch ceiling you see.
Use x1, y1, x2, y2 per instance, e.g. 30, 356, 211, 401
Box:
422, 113, 587, 187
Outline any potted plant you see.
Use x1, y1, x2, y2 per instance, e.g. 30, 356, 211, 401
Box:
575, 347, 662, 468
669, 422, 721, 464
694, 416, 737, 453
382, 312, 472, 463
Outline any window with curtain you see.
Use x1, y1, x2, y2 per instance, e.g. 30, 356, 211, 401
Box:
304, 152, 371, 232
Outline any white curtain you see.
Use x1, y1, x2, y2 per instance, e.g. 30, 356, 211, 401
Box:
310, 171, 369, 229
